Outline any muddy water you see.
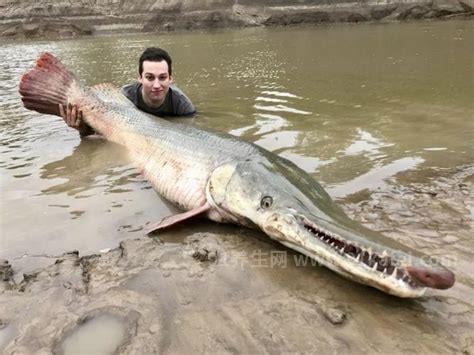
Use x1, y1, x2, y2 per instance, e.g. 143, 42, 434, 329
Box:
0, 20, 473, 352
59, 314, 126, 354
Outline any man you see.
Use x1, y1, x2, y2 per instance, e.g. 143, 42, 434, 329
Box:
60, 47, 195, 137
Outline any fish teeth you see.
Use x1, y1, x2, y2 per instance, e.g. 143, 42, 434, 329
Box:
372, 262, 378, 271
356, 253, 361, 262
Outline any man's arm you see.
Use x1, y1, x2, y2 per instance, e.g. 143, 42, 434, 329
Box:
58, 103, 95, 137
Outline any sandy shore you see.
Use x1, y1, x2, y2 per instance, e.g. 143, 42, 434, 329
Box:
1, 164, 472, 353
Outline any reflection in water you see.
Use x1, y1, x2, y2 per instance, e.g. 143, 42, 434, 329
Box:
328, 157, 425, 198
280, 151, 335, 173
255, 130, 300, 152
342, 128, 394, 157
423, 147, 447, 151
39, 139, 136, 197
254, 113, 289, 135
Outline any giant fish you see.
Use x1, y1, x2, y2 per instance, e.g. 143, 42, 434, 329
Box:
19, 52, 455, 297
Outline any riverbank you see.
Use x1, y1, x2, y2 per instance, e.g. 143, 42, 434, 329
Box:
1, 0, 473, 40
1, 164, 472, 353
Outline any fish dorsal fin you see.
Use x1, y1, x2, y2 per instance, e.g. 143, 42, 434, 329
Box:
92, 83, 135, 108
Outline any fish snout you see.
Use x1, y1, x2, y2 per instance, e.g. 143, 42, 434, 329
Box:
405, 266, 455, 289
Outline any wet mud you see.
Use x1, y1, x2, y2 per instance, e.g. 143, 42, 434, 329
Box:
1, 165, 473, 353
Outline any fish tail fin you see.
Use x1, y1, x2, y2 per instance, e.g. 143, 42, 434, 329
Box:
19, 52, 76, 116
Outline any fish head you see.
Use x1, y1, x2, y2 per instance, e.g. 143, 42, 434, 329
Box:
206, 158, 455, 298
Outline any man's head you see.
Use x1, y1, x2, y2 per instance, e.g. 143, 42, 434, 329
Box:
138, 47, 174, 108
139, 47, 172, 76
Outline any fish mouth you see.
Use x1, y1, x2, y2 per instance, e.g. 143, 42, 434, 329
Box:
264, 213, 455, 297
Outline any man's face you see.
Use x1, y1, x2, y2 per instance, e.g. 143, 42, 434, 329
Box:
139, 60, 173, 107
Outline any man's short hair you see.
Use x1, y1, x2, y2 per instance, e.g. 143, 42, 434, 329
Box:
139, 47, 172, 76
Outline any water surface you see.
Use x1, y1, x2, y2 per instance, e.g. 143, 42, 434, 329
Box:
60, 315, 126, 355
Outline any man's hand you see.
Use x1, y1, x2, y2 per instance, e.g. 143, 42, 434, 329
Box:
59, 103, 94, 137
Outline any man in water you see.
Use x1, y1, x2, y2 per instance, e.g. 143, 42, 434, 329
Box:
59, 47, 195, 137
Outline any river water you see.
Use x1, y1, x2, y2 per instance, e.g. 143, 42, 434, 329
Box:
1, 21, 473, 275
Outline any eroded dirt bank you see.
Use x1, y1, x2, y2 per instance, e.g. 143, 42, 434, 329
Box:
1, 165, 472, 353
0, 0, 473, 40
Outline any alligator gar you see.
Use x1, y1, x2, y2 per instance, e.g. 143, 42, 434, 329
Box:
19, 52, 455, 297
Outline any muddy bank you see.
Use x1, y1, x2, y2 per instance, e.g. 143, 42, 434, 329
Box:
1, 165, 472, 353
0, 0, 473, 40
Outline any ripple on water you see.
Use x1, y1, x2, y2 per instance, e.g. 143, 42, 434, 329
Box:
230, 87, 309, 140
255, 96, 288, 103
229, 113, 289, 137
254, 103, 312, 115
260, 90, 302, 99
253, 88, 311, 135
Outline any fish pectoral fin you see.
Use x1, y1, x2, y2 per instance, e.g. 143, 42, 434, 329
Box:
145, 202, 211, 235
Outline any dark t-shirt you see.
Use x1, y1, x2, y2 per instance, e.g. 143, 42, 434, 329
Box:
121, 83, 195, 117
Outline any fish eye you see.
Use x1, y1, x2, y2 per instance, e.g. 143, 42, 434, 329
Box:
260, 196, 273, 209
